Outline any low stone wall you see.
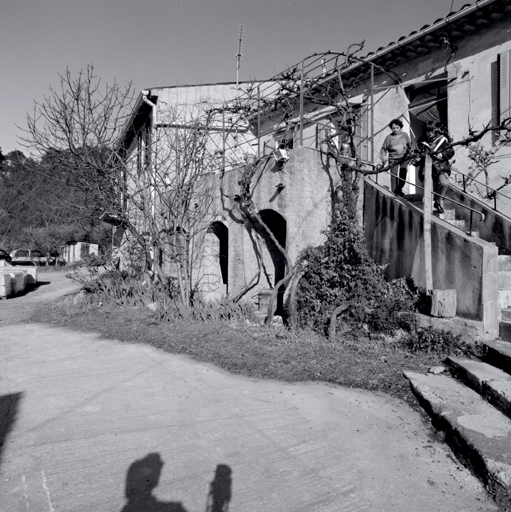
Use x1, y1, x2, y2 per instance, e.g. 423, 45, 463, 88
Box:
364, 179, 498, 340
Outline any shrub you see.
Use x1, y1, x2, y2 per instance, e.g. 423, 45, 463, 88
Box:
296, 181, 417, 337
70, 263, 254, 324
402, 327, 483, 358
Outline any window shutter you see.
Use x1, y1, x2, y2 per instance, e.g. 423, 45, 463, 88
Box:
499, 50, 511, 122
491, 61, 499, 145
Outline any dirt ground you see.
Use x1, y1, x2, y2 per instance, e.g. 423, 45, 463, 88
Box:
0, 270, 501, 511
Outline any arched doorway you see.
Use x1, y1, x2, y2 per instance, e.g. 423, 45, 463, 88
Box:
207, 221, 228, 288
257, 209, 287, 313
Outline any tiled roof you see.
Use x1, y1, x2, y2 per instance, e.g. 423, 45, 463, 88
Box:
357, 0, 509, 72
337, 0, 511, 89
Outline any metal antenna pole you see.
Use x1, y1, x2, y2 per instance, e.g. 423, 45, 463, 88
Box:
236, 25, 244, 89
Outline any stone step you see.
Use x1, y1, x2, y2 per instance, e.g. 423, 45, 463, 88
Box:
499, 291, 511, 309
447, 219, 467, 230
500, 255, 511, 272
403, 193, 423, 203
499, 271, 511, 290
446, 356, 511, 419
442, 209, 456, 221
501, 322, 511, 342
404, 370, 511, 504
483, 339, 511, 375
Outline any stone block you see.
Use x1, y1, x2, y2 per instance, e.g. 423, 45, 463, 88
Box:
498, 271, 511, 290
499, 321, 511, 342
2, 271, 25, 294
428, 289, 457, 318
0, 280, 11, 298
483, 300, 500, 340
450, 220, 466, 230
499, 290, 509, 309
443, 209, 456, 221
25, 267, 37, 285
499, 255, 511, 272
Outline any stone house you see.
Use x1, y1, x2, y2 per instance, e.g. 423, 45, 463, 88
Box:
120, 0, 511, 337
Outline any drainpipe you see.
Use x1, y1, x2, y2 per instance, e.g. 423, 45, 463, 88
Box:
299, 58, 304, 146
141, 92, 157, 217
141, 91, 158, 267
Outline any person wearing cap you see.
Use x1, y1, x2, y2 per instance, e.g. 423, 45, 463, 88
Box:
415, 122, 455, 214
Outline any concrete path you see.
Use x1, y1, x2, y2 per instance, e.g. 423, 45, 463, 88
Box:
0, 272, 498, 511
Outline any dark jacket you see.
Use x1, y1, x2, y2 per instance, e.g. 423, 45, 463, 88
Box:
415, 134, 455, 181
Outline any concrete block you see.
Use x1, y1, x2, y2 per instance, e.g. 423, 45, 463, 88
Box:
498, 271, 511, 290
443, 209, 456, 221
483, 300, 500, 340
502, 308, 511, 322
450, 220, 466, 230
499, 290, 509, 309
0, 280, 11, 298
25, 266, 37, 285
499, 255, 511, 272
2, 271, 25, 294
428, 289, 457, 318
500, 321, 511, 342
0, 273, 10, 287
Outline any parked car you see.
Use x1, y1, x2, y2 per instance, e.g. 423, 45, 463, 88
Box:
0, 250, 12, 265
10, 249, 42, 266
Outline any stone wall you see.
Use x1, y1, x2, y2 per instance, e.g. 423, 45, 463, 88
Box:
223, 147, 339, 303
364, 179, 498, 339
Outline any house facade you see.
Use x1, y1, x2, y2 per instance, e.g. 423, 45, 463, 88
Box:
119, 0, 511, 332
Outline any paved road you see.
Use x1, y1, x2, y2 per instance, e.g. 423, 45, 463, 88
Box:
0, 271, 498, 511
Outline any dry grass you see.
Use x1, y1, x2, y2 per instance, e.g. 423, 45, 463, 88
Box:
29, 297, 462, 411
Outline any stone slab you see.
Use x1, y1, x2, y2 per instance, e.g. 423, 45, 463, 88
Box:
404, 370, 511, 505
484, 339, 511, 374
447, 356, 511, 418
417, 313, 483, 343
502, 308, 511, 322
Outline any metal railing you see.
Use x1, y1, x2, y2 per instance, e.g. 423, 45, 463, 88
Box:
368, 171, 485, 236
451, 168, 511, 214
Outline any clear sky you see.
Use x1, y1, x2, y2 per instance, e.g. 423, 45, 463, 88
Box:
1, 0, 465, 154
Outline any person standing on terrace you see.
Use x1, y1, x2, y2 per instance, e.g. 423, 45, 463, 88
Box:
380, 118, 412, 197
415, 122, 455, 215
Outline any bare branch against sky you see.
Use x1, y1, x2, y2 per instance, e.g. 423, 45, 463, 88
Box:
1, 0, 464, 153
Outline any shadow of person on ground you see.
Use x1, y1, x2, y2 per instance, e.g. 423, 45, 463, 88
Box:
120, 453, 187, 512
0, 393, 22, 469
205, 464, 232, 512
